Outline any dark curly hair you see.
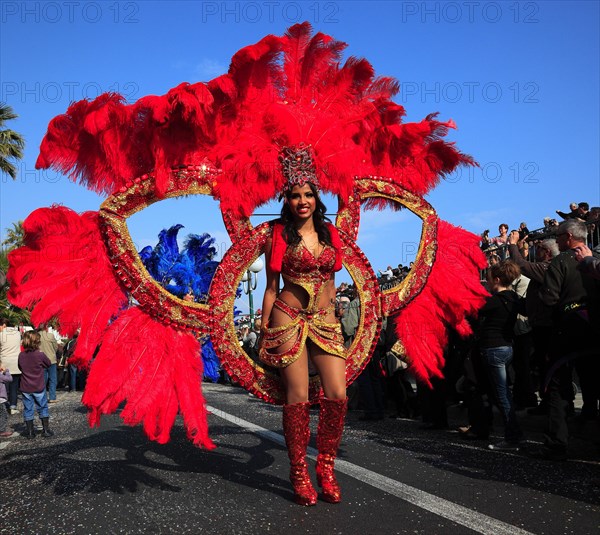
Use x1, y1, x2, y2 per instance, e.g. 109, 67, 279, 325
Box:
280, 182, 332, 246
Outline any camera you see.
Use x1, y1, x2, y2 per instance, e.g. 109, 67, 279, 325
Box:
527, 230, 552, 242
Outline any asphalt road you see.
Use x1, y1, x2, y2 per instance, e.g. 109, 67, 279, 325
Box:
1, 384, 599, 535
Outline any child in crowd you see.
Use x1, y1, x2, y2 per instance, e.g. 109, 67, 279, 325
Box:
18, 331, 54, 439
0, 364, 13, 438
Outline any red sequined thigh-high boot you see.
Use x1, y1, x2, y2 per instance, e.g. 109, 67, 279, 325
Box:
316, 397, 347, 503
282, 402, 317, 506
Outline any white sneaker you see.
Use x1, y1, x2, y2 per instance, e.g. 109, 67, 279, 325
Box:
9, 406, 19, 414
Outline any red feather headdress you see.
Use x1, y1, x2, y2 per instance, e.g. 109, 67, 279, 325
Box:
36, 22, 473, 216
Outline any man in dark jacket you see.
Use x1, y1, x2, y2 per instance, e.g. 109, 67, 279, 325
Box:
507, 231, 559, 412
534, 220, 600, 460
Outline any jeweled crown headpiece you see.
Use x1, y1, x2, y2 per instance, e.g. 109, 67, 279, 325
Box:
279, 144, 319, 193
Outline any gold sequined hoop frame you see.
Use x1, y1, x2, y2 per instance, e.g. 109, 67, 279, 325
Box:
336, 177, 438, 316
99, 165, 221, 331
208, 222, 382, 405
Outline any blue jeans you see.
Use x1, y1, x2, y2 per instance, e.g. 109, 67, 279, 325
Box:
45, 364, 57, 400
8, 375, 20, 408
22, 391, 49, 421
481, 346, 522, 442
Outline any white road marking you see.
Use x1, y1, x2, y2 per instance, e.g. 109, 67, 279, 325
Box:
208, 405, 534, 535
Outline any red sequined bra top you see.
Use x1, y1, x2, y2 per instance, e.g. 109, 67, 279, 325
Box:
269, 222, 343, 310
269, 222, 343, 277
269, 223, 342, 313
281, 241, 337, 282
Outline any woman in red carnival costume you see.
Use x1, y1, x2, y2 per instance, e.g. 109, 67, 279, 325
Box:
8, 23, 490, 508
260, 149, 347, 505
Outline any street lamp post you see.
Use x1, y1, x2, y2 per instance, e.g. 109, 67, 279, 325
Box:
241, 257, 264, 325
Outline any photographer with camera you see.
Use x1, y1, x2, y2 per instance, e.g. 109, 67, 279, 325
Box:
517, 222, 530, 241
481, 229, 491, 251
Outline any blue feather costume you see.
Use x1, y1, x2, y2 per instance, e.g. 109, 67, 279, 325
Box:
139, 225, 240, 382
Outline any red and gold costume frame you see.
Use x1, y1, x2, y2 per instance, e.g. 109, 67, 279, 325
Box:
8, 24, 489, 448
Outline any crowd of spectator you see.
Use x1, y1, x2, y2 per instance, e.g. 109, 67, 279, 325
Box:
376, 264, 413, 289
332, 200, 600, 460
481, 201, 600, 265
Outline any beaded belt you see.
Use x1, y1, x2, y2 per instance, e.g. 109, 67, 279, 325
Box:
258, 299, 345, 368
273, 298, 333, 321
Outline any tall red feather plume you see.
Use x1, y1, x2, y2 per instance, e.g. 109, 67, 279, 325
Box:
282, 23, 311, 101
35, 23, 475, 217
7, 206, 128, 368
394, 220, 489, 384
83, 307, 215, 449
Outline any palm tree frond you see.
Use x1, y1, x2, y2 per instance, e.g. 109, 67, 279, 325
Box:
0, 103, 25, 181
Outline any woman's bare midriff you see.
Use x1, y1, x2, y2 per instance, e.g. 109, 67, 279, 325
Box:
270, 278, 337, 328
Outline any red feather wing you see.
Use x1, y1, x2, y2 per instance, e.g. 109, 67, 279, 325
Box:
83, 307, 214, 449
7, 206, 128, 368
395, 220, 489, 383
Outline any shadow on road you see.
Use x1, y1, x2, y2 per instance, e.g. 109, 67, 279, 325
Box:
0, 424, 291, 501
362, 421, 600, 507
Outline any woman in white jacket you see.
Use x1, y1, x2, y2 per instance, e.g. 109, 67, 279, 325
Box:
0, 318, 22, 413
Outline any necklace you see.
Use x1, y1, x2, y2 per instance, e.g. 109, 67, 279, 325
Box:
299, 232, 323, 258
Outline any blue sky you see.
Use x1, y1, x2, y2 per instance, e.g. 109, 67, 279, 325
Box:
1, 1, 598, 313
